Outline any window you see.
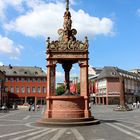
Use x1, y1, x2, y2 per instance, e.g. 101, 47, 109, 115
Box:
3, 71, 6, 74
32, 87, 36, 93
43, 78, 46, 82
32, 78, 36, 82
35, 71, 38, 75
21, 78, 24, 82
5, 78, 8, 82
16, 78, 19, 82
27, 87, 30, 93
37, 87, 41, 93
37, 78, 40, 82
98, 79, 107, 88
13, 71, 17, 74
43, 87, 46, 93
10, 86, 14, 93
10, 77, 14, 82
24, 71, 27, 74
21, 87, 25, 93
16, 86, 19, 93
5, 86, 8, 92
27, 78, 30, 82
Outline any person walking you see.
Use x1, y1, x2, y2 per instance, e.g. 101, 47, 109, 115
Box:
28, 104, 31, 111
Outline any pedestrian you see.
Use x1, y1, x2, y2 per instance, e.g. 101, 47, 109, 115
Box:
36, 105, 40, 111
28, 104, 31, 111
133, 102, 136, 108
31, 104, 35, 111
2, 103, 8, 113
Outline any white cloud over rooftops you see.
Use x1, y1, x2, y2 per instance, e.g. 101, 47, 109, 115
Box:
0, 35, 23, 59
3, 0, 114, 39
0, 62, 4, 66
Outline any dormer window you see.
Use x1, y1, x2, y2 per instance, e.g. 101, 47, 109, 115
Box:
24, 71, 27, 74
3, 71, 6, 74
35, 71, 38, 75
111, 72, 116, 76
13, 71, 17, 74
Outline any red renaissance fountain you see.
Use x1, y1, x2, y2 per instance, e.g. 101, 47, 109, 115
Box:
38, 0, 99, 126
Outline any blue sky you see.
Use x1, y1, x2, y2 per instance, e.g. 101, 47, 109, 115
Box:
0, 0, 140, 82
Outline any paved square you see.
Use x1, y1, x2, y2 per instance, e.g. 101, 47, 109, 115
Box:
0, 105, 140, 140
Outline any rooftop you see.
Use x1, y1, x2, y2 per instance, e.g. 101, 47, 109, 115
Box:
93, 66, 140, 81
0, 65, 46, 77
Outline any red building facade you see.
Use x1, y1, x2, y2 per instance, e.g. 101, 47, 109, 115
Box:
0, 65, 47, 107
89, 66, 140, 105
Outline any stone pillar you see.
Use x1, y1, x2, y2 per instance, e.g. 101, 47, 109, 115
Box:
47, 60, 56, 96
62, 63, 72, 91
75, 77, 78, 94
102, 97, 104, 105
95, 97, 97, 104
45, 60, 56, 118
35, 97, 37, 110
79, 60, 88, 96
79, 60, 90, 117
98, 97, 101, 104
25, 96, 27, 103
106, 96, 108, 105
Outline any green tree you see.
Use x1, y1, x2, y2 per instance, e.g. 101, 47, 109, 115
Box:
56, 85, 65, 95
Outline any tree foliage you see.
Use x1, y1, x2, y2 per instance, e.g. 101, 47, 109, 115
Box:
56, 85, 65, 95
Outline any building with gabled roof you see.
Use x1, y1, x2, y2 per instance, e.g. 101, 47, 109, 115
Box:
88, 66, 102, 77
89, 66, 140, 105
0, 65, 47, 107
129, 69, 140, 75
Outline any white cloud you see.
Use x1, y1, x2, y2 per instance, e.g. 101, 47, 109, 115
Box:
70, 73, 79, 79
56, 71, 64, 78
0, 0, 6, 20
56, 71, 64, 83
137, 9, 140, 16
4, 1, 114, 38
72, 9, 114, 37
0, 0, 24, 20
0, 62, 4, 66
0, 35, 23, 59
4, 2, 64, 38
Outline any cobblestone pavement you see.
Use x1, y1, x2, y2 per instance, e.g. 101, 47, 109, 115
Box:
0, 105, 140, 140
